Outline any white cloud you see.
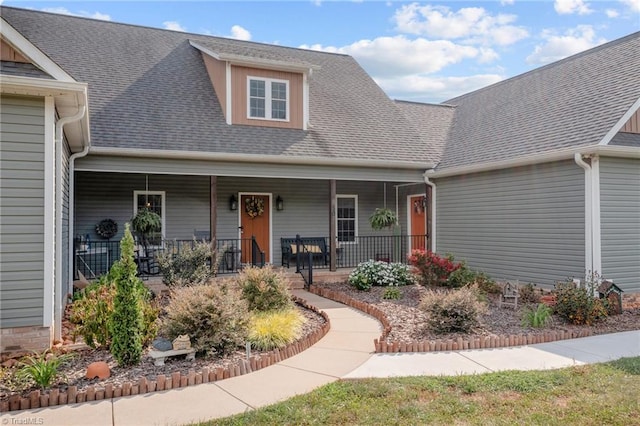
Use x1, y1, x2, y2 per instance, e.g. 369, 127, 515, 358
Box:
620, 0, 640, 12
42, 7, 111, 21
376, 74, 504, 103
303, 35, 482, 77
163, 21, 186, 32
392, 3, 528, 46
605, 9, 620, 17
500, 0, 515, 5
230, 25, 251, 41
554, 0, 593, 15
526, 25, 606, 65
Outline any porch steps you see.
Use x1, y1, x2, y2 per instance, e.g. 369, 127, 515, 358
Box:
281, 268, 353, 290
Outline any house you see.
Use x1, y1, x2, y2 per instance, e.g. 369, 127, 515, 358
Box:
0, 6, 638, 352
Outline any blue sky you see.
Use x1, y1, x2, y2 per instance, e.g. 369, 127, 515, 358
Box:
3, 1, 639, 102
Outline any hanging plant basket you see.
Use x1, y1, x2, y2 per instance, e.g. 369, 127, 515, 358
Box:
245, 196, 265, 219
369, 208, 397, 230
95, 219, 118, 239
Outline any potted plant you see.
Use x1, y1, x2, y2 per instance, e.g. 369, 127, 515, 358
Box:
131, 208, 161, 255
369, 207, 397, 230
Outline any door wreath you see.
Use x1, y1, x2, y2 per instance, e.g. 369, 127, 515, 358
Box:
245, 196, 265, 219
96, 218, 118, 239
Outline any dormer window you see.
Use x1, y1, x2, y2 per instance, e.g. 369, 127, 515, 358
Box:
248, 76, 289, 121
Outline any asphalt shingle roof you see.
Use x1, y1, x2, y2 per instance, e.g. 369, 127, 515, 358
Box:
1, 6, 430, 165
438, 31, 640, 171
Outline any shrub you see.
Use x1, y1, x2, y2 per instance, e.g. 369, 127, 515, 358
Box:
521, 303, 553, 328
519, 283, 542, 305
248, 309, 306, 350
554, 279, 608, 325
446, 264, 498, 293
15, 350, 74, 390
382, 287, 402, 300
162, 281, 250, 356
408, 249, 461, 287
158, 240, 219, 286
238, 265, 293, 312
70, 278, 116, 348
70, 254, 158, 350
348, 260, 415, 291
419, 285, 487, 334
110, 224, 145, 367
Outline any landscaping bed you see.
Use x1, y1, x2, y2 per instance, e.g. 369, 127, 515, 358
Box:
311, 281, 640, 352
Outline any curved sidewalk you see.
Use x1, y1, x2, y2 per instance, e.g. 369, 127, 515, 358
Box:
2, 290, 638, 426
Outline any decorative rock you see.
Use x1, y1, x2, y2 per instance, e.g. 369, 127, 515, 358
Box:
86, 361, 111, 380
172, 335, 191, 350
152, 338, 173, 352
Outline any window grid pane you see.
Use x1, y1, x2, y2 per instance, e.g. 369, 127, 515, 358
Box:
337, 198, 356, 242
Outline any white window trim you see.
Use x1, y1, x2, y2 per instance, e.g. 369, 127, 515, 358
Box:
246, 76, 290, 122
133, 190, 166, 241
336, 194, 358, 244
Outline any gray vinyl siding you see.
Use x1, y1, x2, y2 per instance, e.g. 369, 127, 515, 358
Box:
75, 172, 397, 265
0, 95, 45, 327
434, 160, 585, 286
75, 155, 425, 183
599, 157, 640, 292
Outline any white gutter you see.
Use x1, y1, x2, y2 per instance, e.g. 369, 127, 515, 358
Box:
426, 145, 640, 179
54, 106, 86, 341
423, 172, 437, 252
574, 153, 593, 280
89, 146, 433, 170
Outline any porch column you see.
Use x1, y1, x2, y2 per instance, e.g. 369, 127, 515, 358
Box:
425, 183, 433, 251
329, 179, 337, 271
210, 176, 217, 244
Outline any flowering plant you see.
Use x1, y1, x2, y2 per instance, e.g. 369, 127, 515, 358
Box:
245, 196, 265, 219
348, 260, 415, 291
408, 249, 461, 287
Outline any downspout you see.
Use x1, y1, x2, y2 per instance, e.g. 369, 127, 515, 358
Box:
590, 156, 601, 278
423, 173, 436, 252
66, 143, 90, 314
574, 153, 593, 279
54, 106, 86, 341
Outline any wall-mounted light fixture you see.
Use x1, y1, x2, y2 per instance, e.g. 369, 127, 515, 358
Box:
229, 194, 238, 211
276, 195, 284, 211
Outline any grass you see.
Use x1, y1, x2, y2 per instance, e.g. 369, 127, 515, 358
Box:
199, 357, 640, 425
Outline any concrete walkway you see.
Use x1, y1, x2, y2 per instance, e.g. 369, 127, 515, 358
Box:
2, 290, 638, 426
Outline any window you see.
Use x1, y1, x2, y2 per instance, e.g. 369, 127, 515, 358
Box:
247, 77, 289, 121
133, 191, 166, 244
337, 195, 358, 243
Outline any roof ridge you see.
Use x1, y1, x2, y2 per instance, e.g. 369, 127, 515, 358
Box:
395, 99, 456, 109
446, 30, 640, 104
0, 5, 350, 59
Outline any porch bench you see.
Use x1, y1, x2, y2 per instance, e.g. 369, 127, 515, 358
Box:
148, 348, 196, 366
281, 237, 329, 268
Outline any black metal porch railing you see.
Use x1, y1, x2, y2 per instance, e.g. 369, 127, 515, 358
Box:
73, 234, 427, 281
73, 237, 257, 280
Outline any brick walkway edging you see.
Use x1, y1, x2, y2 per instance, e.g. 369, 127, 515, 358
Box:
1, 295, 330, 413
307, 286, 594, 353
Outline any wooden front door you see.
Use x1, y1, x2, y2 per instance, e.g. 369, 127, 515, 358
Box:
240, 194, 270, 264
409, 194, 427, 251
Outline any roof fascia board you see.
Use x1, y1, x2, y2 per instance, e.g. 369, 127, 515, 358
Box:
89, 146, 433, 170
189, 40, 319, 74
0, 74, 87, 95
598, 97, 640, 146
1, 17, 75, 82
428, 145, 640, 178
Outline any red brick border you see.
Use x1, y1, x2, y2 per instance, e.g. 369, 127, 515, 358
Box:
308, 286, 594, 354
1, 295, 330, 413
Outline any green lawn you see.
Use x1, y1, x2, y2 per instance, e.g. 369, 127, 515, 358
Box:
202, 357, 640, 426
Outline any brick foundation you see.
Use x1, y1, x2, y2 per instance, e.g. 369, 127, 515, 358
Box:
1, 326, 52, 353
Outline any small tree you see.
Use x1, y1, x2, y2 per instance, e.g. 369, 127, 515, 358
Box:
110, 223, 144, 367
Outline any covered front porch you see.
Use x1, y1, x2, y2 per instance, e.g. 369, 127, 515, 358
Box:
72, 169, 432, 281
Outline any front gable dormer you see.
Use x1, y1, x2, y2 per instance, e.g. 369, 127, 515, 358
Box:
190, 41, 319, 130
